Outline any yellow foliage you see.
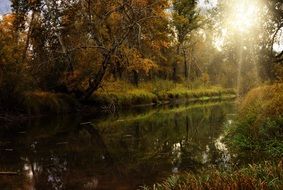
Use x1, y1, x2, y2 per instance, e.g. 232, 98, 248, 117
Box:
0, 14, 15, 33
0, 14, 24, 65
239, 83, 283, 119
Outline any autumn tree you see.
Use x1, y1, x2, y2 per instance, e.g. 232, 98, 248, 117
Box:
10, 0, 171, 99
0, 14, 29, 110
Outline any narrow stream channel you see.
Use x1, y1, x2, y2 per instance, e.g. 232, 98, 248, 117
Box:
0, 101, 236, 190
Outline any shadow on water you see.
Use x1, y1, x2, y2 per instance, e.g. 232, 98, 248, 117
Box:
0, 101, 236, 190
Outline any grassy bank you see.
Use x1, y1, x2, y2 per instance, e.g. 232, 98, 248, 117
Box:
226, 83, 283, 157
89, 80, 236, 108
0, 81, 236, 117
141, 161, 283, 190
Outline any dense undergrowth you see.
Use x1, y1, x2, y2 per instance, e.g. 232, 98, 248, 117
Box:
226, 83, 283, 157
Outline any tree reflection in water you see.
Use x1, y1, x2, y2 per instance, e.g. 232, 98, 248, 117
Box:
0, 102, 235, 189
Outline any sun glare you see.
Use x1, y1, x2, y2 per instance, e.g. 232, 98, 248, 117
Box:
225, 0, 262, 33
213, 0, 264, 51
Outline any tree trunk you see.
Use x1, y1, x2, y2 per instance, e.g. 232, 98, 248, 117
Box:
22, 11, 35, 63
173, 62, 177, 82
132, 70, 139, 87
82, 54, 111, 100
183, 50, 188, 80
173, 43, 182, 82
188, 56, 191, 81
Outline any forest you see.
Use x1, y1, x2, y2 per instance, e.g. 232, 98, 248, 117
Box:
0, 0, 282, 189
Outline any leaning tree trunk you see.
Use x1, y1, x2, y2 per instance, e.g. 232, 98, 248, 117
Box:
82, 56, 110, 100
82, 54, 111, 100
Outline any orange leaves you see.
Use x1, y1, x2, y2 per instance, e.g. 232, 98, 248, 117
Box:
0, 14, 15, 34
107, 12, 123, 30
150, 39, 170, 50
141, 58, 158, 73
123, 47, 157, 74
133, 0, 148, 7
0, 14, 24, 66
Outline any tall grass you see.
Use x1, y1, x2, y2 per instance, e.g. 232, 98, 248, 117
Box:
226, 83, 283, 157
141, 161, 283, 190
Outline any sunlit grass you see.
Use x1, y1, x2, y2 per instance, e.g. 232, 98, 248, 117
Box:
92, 80, 236, 108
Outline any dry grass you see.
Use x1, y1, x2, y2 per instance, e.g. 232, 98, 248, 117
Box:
226, 83, 283, 157
239, 83, 283, 120
141, 161, 283, 190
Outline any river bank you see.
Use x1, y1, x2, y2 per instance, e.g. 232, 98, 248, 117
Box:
0, 81, 236, 124
89, 81, 236, 109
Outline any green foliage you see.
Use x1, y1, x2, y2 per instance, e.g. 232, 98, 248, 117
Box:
172, 0, 201, 44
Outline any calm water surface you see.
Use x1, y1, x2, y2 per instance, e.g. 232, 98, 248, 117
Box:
0, 102, 237, 190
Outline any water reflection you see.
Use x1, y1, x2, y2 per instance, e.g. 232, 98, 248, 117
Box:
0, 102, 235, 189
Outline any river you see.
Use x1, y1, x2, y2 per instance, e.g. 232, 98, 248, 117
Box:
0, 101, 236, 189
